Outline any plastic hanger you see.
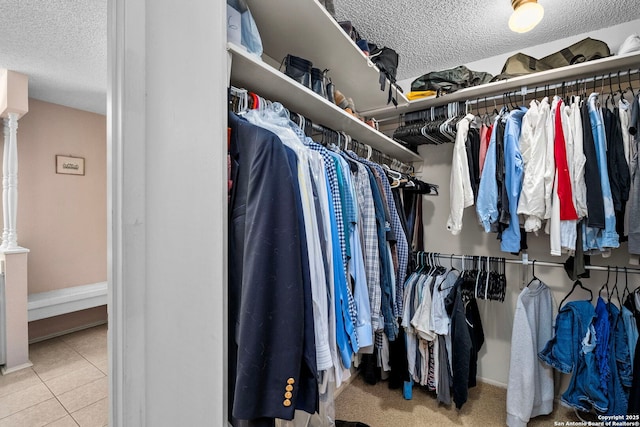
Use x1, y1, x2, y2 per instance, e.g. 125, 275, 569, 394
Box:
616, 71, 624, 104
559, 280, 594, 310
609, 266, 622, 307
622, 267, 631, 305
628, 69, 636, 98
526, 260, 539, 287
599, 266, 611, 301
439, 254, 459, 291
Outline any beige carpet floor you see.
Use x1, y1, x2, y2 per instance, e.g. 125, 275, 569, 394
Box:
335, 375, 586, 427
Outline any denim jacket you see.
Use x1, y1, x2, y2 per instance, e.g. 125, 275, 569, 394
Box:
539, 300, 604, 412
539, 299, 633, 415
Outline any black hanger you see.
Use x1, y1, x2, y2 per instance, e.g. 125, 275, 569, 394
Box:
559, 280, 594, 310
609, 72, 618, 108
628, 69, 635, 98
599, 266, 611, 300
617, 71, 624, 102
526, 260, 539, 287
622, 267, 631, 304
439, 254, 459, 291
610, 266, 622, 306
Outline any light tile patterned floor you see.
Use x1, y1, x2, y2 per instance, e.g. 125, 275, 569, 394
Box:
0, 324, 108, 427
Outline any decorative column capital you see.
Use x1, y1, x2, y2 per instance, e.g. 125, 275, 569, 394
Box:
0, 69, 28, 119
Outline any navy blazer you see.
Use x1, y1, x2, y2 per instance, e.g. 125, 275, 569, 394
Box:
228, 112, 317, 426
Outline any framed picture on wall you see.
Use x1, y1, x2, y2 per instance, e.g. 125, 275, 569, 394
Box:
56, 155, 85, 176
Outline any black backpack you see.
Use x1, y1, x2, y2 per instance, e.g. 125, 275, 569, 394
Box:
369, 43, 401, 106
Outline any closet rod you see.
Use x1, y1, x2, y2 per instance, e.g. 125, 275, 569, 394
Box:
463, 67, 640, 109
229, 85, 415, 173
428, 253, 640, 275
377, 67, 640, 124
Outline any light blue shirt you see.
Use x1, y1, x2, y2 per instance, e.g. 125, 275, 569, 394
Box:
476, 115, 500, 232
584, 93, 620, 251
326, 184, 359, 367
501, 108, 527, 253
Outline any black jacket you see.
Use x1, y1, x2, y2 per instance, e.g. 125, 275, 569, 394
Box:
582, 102, 605, 229
228, 112, 317, 426
445, 276, 473, 409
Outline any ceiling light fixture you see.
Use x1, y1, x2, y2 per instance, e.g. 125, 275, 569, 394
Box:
509, 0, 544, 33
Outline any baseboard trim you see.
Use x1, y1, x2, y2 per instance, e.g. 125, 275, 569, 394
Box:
28, 320, 107, 344
27, 282, 107, 322
334, 369, 360, 399
1, 361, 33, 375
477, 376, 507, 389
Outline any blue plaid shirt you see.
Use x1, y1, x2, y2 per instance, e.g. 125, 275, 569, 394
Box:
348, 152, 409, 319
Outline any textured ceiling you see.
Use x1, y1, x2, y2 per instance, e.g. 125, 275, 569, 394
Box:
0, 0, 638, 115
335, 0, 640, 82
0, 0, 106, 115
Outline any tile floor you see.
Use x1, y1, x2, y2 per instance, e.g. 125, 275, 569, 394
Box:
0, 324, 108, 427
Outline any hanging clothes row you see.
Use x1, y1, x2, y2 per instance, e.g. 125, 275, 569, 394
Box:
401, 251, 488, 409
433, 69, 640, 261
227, 86, 431, 426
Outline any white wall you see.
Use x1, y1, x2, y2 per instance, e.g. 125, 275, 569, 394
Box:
108, 0, 228, 425
399, 19, 640, 90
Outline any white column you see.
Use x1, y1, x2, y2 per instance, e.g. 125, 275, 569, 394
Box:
2, 112, 19, 249
108, 0, 228, 425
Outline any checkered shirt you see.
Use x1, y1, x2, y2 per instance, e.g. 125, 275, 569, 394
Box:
348, 153, 409, 319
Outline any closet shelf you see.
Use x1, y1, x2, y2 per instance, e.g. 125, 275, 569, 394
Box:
245, 0, 409, 113
228, 43, 422, 163
364, 51, 640, 119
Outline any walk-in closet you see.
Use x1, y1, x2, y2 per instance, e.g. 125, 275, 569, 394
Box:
1, 0, 626, 425
225, 1, 640, 426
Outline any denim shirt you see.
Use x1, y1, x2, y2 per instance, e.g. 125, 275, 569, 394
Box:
476, 115, 500, 231
501, 108, 527, 253
604, 302, 633, 416
584, 93, 620, 251
539, 300, 599, 411
594, 297, 611, 393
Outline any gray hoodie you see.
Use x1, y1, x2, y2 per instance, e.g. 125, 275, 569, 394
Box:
506, 280, 554, 427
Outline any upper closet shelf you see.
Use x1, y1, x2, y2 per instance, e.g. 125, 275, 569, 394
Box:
228, 43, 421, 163
245, 0, 409, 113
365, 51, 640, 119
